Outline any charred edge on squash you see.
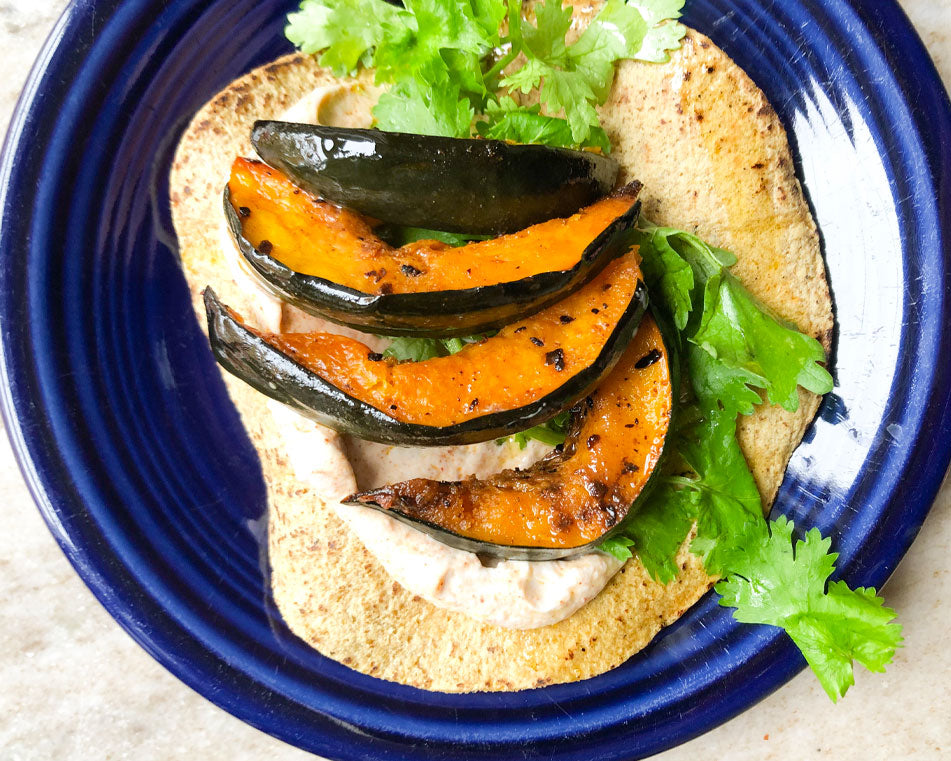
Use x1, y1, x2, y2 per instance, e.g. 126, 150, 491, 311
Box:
223, 183, 642, 338
201, 282, 648, 447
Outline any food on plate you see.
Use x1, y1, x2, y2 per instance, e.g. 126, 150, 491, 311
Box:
203, 250, 647, 445
225, 155, 642, 335
347, 313, 673, 559
169, 0, 901, 698
250, 121, 620, 234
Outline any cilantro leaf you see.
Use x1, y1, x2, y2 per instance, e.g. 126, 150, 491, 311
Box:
788, 582, 904, 699
597, 534, 636, 562
381, 330, 494, 362
286, 0, 411, 72
630, 0, 685, 25
662, 225, 736, 280
628, 0, 686, 62
395, 227, 490, 246
374, 68, 475, 137
285, 1, 336, 55
635, 18, 687, 63
691, 272, 834, 411
381, 336, 445, 362
521, 0, 573, 62
480, 109, 612, 151
602, 404, 758, 581
441, 48, 492, 100
676, 411, 764, 575
715, 517, 903, 701
498, 58, 544, 94
477, 97, 611, 152
469, 0, 508, 40
686, 342, 763, 419
632, 221, 735, 332
607, 480, 698, 581
634, 221, 833, 414
538, 70, 602, 144
631, 224, 695, 330
373, 0, 495, 85
570, 0, 648, 100
498, 409, 571, 449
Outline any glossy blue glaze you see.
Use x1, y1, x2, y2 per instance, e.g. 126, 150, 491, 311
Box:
0, 0, 949, 758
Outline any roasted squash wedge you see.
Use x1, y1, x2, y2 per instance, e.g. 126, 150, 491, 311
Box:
225, 158, 642, 337
251, 122, 619, 234
203, 253, 648, 446
345, 314, 673, 560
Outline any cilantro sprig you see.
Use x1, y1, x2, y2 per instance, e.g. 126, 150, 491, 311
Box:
286, 0, 686, 146
500, 0, 650, 144
600, 223, 900, 701
717, 517, 903, 701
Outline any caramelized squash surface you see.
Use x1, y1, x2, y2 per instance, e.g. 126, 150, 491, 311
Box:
228, 157, 640, 296
346, 315, 673, 558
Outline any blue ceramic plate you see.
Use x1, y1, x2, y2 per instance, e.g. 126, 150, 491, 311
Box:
1, 0, 950, 758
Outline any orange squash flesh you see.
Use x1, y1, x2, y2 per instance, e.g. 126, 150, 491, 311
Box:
228, 157, 640, 295
261, 253, 644, 428
347, 316, 672, 551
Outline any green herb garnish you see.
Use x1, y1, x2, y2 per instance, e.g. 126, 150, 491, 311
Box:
599, 223, 899, 701
395, 227, 492, 247
286, 0, 686, 146
381, 332, 493, 361
499, 409, 571, 448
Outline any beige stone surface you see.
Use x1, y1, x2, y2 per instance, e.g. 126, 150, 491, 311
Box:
0, 0, 948, 757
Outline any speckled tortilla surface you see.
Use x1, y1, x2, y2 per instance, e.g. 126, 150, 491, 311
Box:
169, 27, 833, 692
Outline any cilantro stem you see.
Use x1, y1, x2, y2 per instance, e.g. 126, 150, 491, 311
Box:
442, 337, 465, 354
520, 424, 567, 447
505, 0, 524, 48
483, 45, 518, 87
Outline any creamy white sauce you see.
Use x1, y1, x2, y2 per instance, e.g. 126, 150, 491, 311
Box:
222, 84, 623, 629
268, 402, 623, 630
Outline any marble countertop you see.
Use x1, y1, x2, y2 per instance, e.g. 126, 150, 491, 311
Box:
1, 1, 949, 758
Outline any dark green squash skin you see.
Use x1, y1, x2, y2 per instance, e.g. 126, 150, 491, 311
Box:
225, 186, 642, 338
202, 284, 648, 447
344, 310, 677, 560
251, 121, 620, 235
